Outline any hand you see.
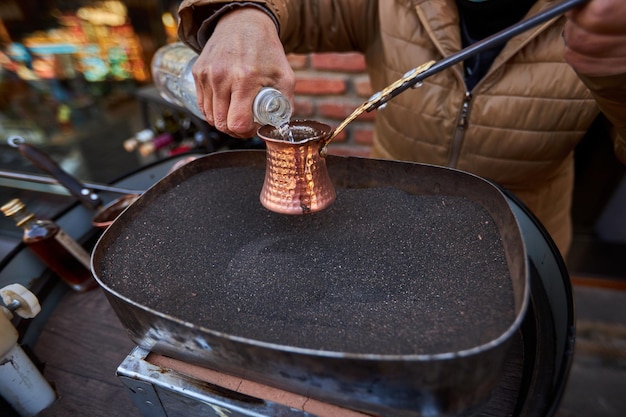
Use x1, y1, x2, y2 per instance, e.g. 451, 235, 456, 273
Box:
563, 0, 626, 76
192, 7, 295, 138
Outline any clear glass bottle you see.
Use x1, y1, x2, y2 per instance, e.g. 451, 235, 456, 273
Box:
151, 42, 292, 128
252, 87, 292, 128
151, 42, 204, 119
1, 199, 98, 292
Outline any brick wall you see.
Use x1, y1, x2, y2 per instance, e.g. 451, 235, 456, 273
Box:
288, 52, 375, 157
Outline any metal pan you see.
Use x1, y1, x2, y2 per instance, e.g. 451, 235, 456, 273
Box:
91, 150, 529, 417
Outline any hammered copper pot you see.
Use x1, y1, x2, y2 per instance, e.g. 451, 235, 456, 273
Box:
257, 120, 336, 214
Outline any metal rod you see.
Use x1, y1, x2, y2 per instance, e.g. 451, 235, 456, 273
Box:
369, 0, 589, 111
0, 170, 143, 195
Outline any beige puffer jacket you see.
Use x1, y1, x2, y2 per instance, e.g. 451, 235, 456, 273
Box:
178, 0, 626, 256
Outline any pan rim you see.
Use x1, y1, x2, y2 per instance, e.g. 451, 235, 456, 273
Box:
92, 150, 530, 361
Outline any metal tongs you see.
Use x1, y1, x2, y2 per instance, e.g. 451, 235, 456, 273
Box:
324, 0, 589, 147
5, 136, 144, 228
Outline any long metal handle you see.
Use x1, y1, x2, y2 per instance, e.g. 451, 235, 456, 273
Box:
0, 169, 144, 195
7, 136, 104, 209
367, 0, 590, 112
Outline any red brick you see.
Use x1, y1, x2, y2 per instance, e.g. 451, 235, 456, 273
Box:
318, 99, 377, 121
327, 128, 346, 143
311, 52, 366, 72
287, 54, 308, 70
294, 75, 346, 95
327, 143, 372, 158
354, 75, 373, 98
353, 125, 375, 145
293, 98, 315, 117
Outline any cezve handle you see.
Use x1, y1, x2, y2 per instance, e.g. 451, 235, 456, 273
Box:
7, 136, 103, 209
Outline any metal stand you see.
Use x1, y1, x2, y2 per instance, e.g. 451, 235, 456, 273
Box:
117, 346, 368, 417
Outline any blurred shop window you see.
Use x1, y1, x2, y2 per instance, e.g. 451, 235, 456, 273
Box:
0, 1, 181, 183
1, 1, 151, 85
161, 8, 178, 44
0, 1, 197, 223
0, 1, 156, 142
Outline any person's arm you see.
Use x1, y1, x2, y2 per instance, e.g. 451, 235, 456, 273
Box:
177, 0, 375, 138
190, 6, 294, 138
564, 0, 626, 163
178, 1, 279, 53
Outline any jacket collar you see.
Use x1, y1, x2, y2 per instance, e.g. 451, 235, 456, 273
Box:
492, 0, 562, 69
414, 0, 560, 59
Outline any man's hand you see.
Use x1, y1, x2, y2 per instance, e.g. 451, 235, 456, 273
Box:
192, 7, 295, 138
564, 0, 626, 76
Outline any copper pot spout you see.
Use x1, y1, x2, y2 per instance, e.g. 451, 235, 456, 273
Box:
258, 120, 336, 215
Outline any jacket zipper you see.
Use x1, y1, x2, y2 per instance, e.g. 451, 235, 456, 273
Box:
448, 91, 472, 168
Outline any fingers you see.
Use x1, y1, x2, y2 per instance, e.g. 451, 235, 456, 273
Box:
194, 76, 211, 126
211, 79, 232, 135
565, 0, 625, 35
563, 0, 626, 76
190, 7, 292, 138
227, 86, 259, 138
193, 53, 254, 137
194, 67, 294, 139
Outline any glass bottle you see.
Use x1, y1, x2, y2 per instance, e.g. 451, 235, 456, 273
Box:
123, 128, 155, 152
1, 199, 98, 292
151, 42, 292, 128
151, 42, 204, 119
252, 87, 292, 129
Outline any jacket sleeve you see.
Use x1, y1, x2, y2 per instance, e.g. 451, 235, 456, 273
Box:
577, 73, 626, 165
177, 0, 378, 54
178, 1, 279, 52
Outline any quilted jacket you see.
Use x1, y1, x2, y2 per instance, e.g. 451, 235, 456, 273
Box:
178, 0, 626, 256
